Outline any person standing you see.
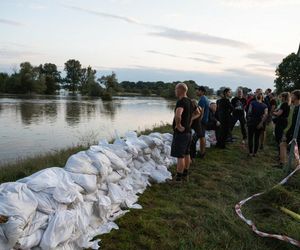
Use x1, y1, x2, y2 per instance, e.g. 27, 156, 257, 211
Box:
231, 88, 247, 143
190, 99, 203, 160
264, 88, 272, 110
286, 90, 300, 146
247, 93, 268, 157
206, 102, 221, 131
272, 92, 291, 150
171, 83, 193, 182
195, 86, 209, 158
216, 88, 233, 149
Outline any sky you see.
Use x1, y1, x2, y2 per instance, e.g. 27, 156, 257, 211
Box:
0, 0, 300, 90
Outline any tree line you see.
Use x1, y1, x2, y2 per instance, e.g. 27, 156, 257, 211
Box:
0, 59, 215, 99
0, 52, 299, 99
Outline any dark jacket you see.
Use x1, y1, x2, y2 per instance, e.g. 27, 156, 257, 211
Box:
217, 98, 233, 124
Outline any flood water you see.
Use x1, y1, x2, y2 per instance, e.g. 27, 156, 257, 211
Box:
0, 95, 174, 165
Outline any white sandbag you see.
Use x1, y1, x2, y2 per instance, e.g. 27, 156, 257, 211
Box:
64, 151, 99, 175
139, 135, 156, 148
96, 195, 112, 222
0, 182, 38, 248
151, 165, 172, 183
148, 132, 163, 140
161, 133, 173, 142
151, 148, 164, 164
32, 191, 67, 214
23, 211, 48, 237
0, 131, 175, 250
40, 210, 76, 250
125, 131, 148, 150
18, 229, 44, 250
105, 171, 123, 183
95, 221, 119, 235
89, 146, 130, 172
68, 172, 97, 194
107, 183, 126, 204
18, 167, 83, 204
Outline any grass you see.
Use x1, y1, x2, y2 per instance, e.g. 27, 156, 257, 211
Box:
98, 126, 300, 250
1, 124, 300, 250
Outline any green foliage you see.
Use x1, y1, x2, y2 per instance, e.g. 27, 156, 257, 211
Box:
99, 72, 119, 95
275, 53, 300, 93
38, 63, 61, 94
216, 86, 228, 96
236, 86, 252, 96
0, 60, 217, 99
120, 80, 208, 99
64, 59, 82, 92
0, 72, 9, 92
80, 66, 103, 97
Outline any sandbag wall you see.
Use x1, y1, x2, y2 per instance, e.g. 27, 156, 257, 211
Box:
0, 131, 176, 250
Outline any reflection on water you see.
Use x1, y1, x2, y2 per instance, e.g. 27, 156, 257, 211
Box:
0, 95, 174, 164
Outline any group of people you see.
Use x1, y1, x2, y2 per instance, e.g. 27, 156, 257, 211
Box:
171, 83, 300, 182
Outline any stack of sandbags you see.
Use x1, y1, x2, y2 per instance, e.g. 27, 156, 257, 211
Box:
0, 132, 175, 250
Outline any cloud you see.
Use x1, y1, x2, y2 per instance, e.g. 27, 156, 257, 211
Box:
146, 50, 220, 64
0, 18, 23, 26
0, 48, 42, 58
64, 4, 250, 49
219, 0, 300, 7
63, 4, 140, 24
148, 27, 250, 48
246, 51, 285, 65
146, 50, 179, 58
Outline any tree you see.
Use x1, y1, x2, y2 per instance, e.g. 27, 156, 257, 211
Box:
80, 66, 96, 91
275, 53, 300, 93
203, 86, 214, 96
99, 72, 119, 94
5, 73, 21, 93
80, 66, 104, 97
38, 63, 61, 94
17, 62, 46, 94
0, 73, 9, 93
183, 80, 198, 99
19, 62, 37, 93
216, 86, 227, 97
236, 86, 252, 96
64, 59, 82, 93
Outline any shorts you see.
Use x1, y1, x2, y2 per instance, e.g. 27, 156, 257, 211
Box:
171, 132, 192, 158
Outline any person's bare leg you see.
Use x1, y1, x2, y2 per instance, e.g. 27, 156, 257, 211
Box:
176, 158, 185, 173
184, 155, 191, 170
260, 130, 266, 149
200, 137, 206, 155
175, 158, 185, 181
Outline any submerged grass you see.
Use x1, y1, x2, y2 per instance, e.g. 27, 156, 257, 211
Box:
1, 124, 300, 249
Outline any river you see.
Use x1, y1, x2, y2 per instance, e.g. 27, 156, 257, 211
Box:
0, 95, 174, 165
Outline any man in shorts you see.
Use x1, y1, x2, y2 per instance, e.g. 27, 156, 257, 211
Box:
196, 86, 209, 158
171, 83, 193, 182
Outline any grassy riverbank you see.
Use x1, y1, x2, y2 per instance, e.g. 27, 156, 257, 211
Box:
99, 127, 299, 250
1, 125, 299, 249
